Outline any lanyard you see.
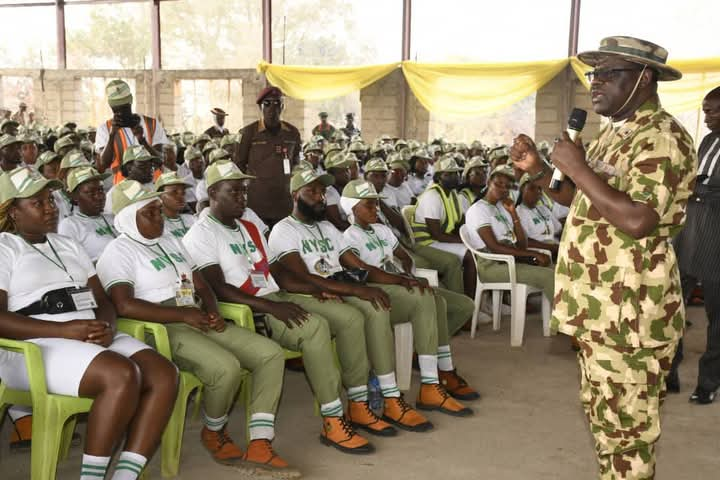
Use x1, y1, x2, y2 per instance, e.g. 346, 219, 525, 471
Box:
354, 224, 386, 262
532, 207, 552, 236
481, 199, 516, 243
129, 237, 182, 279
209, 214, 258, 267
24, 237, 75, 282
78, 213, 118, 238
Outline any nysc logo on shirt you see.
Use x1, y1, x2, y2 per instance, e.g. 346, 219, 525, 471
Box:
170, 227, 189, 239
365, 238, 389, 252
150, 252, 188, 272
95, 226, 114, 237
301, 238, 334, 255
230, 241, 257, 257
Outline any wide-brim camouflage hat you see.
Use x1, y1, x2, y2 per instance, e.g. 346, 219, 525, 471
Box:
66, 166, 111, 193
122, 145, 158, 165
489, 164, 516, 182
112, 180, 162, 215
364, 158, 389, 173
0, 166, 63, 204
155, 171, 192, 191
206, 160, 255, 189
106, 79, 133, 107
462, 156, 489, 179
578, 36, 682, 82
35, 151, 60, 169
208, 148, 231, 164
290, 169, 334, 193
202, 141, 219, 154
193, 133, 212, 145
410, 148, 432, 161
0, 119, 20, 132
60, 150, 92, 171
184, 146, 203, 162
325, 151, 358, 170
342, 179, 386, 200
434, 157, 463, 174
53, 134, 77, 154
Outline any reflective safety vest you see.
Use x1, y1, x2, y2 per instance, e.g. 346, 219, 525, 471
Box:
411, 184, 463, 246
105, 115, 157, 185
459, 187, 476, 206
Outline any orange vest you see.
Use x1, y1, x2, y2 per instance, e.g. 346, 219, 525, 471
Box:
105, 115, 158, 185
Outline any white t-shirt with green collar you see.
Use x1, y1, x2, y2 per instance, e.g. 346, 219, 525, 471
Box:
163, 213, 196, 239
343, 223, 399, 268
464, 199, 516, 250
96, 233, 196, 303
517, 203, 561, 244
58, 212, 118, 262
182, 214, 280, 297
268, 216, 352, 277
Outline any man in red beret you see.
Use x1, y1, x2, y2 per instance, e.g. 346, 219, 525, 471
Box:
204, 107, 230, 139
236, 87, 301, 228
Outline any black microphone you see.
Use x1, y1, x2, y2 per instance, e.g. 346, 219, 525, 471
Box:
549, 108, 587, 191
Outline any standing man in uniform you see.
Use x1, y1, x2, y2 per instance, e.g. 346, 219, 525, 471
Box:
95, 79, 169, 185
671, 85, 720, 403
11, 102, 28, 126
311, 112, 336, 141
237, 87, 301, 228
511, 37, 696, 479
203, 107, 229, 139
341, 113, 361, 138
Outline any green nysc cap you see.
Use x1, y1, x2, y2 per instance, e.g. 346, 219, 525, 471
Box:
341, 179, 386, 200
208, 148, 231, 164
290, 168, 334, 193
53, 134, 77, 154
60, 150, 92, 171
0, 134, 22, 150
433, 157, 464, 174
325, 151, 358, 170
462, 156, 489, 180
155, 171, 192, 192
66, 166, 111, 193
35, 151, 60, 170
106, 79, 133, 107
122, 145, 158, 165
112, 179, 162, 215
363, 158, 389, 173
489, 164, 516, 182
183, 146, 203, 162
0, 166, 63, 204
205, 160, 256, 189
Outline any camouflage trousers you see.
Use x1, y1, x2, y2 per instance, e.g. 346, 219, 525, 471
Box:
577, 340, 677, 480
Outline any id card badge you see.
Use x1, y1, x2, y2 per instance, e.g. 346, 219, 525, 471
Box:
283, 157, 291, 175
69, 287, 98, 310
175, 276, 196, 307
250, 270, 268, 288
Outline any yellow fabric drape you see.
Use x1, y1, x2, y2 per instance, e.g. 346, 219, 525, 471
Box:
257, 61, 398, 101
570, 57, 720, 114
401, 59, 569, 118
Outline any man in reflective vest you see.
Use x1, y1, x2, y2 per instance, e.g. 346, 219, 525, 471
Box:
411, 156, 477, 297
95, 79, 169, 185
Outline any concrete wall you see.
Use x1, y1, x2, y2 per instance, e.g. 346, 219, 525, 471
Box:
2, 66, 589, 146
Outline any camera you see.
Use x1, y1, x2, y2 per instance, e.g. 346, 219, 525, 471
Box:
117, 113, 141, 129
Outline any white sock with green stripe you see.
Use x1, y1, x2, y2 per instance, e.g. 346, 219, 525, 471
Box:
80, 454, 110, 479
202, 411, 228, 432
320, 398, 344, 417
347, 385, 368, 402
418, 354, 440, 384
377, 372, 400, 398
248, 413, 275, 441
111, 451, 146, 480
437, 345, 454, 371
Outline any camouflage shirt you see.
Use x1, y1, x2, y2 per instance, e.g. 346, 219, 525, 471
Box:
552, 98, 697, 348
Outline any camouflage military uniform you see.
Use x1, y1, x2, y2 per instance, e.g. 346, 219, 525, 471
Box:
552, 98, 696, 479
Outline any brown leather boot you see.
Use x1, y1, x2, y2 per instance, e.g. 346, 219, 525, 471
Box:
201, 427, 245, 465
382, 396, 433, 432
439, 369, 480, 400
237, 439, 301, 478
417, 383, 474, 417
320, 416, 375, 455
347, 400, 397, 437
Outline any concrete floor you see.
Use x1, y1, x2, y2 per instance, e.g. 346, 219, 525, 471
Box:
2, 304, 718, 479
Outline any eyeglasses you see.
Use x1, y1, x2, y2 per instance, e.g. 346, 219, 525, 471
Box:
584, 67, 642, 83
261, 99, 283, 108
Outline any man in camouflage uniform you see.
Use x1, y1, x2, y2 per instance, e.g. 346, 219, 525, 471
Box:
311, 112, 336, 141
511, 36, 696, 479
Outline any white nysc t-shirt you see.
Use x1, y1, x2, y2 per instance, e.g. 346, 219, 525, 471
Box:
464, 199, 516, 250
324, 185, 347, 221
97, 233, 196, 304
0, 232, 96, 322
343, 223, 399, 268
517, 203, 561, 244
182, 214, 280, 297
268, 216, 352, 277
163, 213, 196, 239
58, 212, 118, 262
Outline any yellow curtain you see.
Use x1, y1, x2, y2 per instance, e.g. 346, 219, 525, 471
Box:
570, 57, 720, 114
401, 59, 569, 117
256, 61, 398, 101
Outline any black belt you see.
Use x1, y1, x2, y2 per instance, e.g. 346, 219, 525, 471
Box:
16, 301, 46, 316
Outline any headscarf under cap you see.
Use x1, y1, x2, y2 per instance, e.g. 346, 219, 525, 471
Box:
113, 197, 162, 245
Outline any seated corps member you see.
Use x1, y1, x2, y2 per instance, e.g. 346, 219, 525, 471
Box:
182, 161, 376, 454
323, 152, 358, 231
58, 166, 117, 262
154, 172, 195, 239
96, 180, 295, 476
412, 157, 477, 297
458, 155, 489, 208
0, 167, 178, 480
270, 170, 473, 430
515, 174, 562, 258
464, 165, 555, 302
104, 145, 157, 216
340, 179, 479, 400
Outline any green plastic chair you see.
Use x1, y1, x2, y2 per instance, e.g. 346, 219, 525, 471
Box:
0, 338, 94, 480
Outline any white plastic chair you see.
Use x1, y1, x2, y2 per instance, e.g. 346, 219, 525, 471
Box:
459, 225, 551, 347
